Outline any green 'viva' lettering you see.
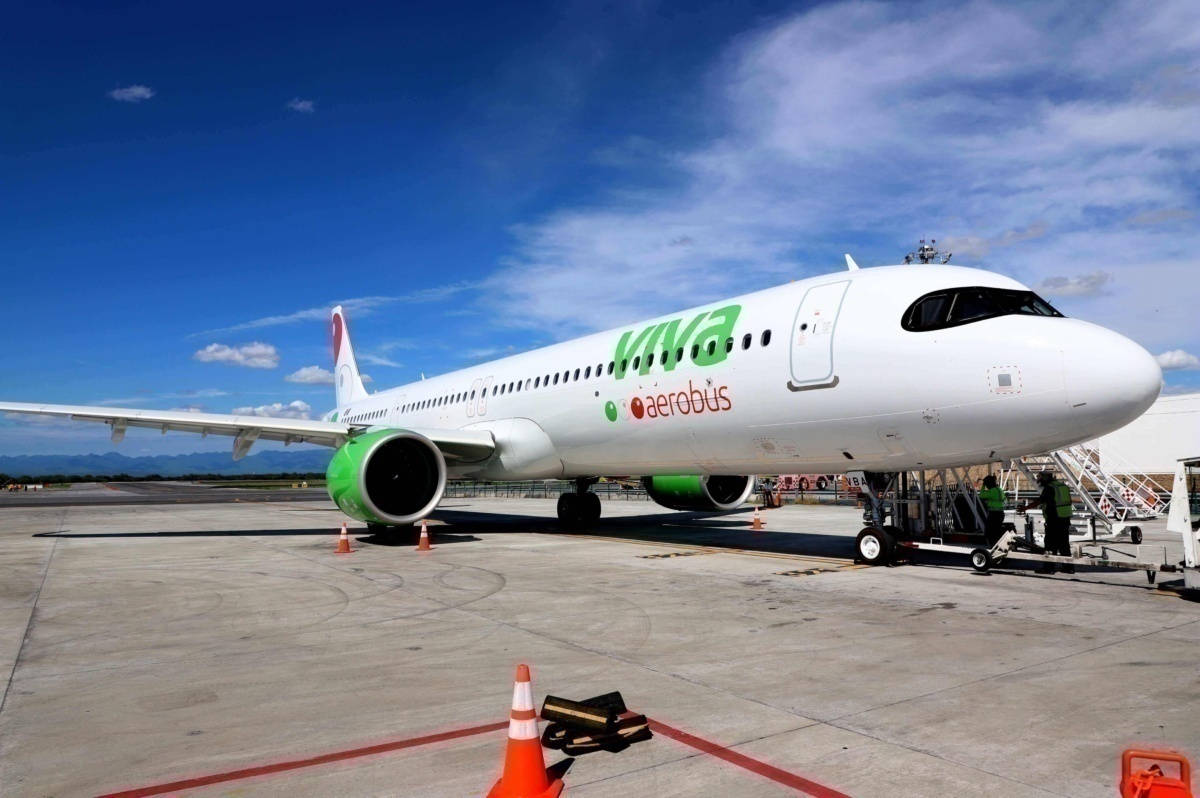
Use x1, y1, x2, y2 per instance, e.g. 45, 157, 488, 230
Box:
612, 303, 741, 379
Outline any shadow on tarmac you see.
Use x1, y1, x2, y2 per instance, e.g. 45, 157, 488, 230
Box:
431, 507, 858, 560
34, 528, 342, 538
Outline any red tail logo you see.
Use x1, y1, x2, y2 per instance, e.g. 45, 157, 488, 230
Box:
331, 313, 344, 364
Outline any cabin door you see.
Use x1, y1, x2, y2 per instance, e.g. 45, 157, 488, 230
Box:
788, 281, 849, 390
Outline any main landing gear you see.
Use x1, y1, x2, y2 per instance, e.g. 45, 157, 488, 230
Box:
557, 478, 601, 526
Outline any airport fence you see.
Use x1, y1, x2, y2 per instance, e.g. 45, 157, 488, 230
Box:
443, 480, 654, 501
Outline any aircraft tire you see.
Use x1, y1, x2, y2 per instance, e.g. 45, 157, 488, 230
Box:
582, 492, 601, 522
856, 527, 893, 566
557, 493, 581, 525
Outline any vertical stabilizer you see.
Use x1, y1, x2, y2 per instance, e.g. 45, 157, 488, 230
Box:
331, 306, 369, 408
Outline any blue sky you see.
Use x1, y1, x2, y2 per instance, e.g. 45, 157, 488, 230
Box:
3, 0, 1199, 455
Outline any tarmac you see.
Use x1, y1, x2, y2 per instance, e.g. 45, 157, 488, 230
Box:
0, 487, 1196, 797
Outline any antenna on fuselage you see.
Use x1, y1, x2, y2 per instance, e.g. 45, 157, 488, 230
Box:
905, 238, 952, 265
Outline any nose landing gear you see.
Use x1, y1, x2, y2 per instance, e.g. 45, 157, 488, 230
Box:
557, 478, 602, 526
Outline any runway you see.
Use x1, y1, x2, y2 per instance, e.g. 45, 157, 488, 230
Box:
0, 480, 329, 508
0, 496, 1195, 797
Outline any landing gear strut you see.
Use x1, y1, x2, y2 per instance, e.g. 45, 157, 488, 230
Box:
557, 478, 601, 526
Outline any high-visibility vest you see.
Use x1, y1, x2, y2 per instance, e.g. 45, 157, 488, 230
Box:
979, 486, 1005, 511
1050, 481, 1073, 519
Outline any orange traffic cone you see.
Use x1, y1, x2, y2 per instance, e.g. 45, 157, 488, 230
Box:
335, 522, 352, 554
751, 506, 764, 531
487, 664, 563, 798
416, 519, 433, 551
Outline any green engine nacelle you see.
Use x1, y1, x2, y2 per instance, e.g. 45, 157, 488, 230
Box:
641, 474, 755, 512
326, 429, 446, 525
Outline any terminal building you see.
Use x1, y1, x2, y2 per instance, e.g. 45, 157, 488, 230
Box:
1096, 392, 1200, 477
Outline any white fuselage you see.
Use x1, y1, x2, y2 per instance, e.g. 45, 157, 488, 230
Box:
333, 265, 1162, 480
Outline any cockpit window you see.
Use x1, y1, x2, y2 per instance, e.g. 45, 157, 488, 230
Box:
903, 287, 1062, 331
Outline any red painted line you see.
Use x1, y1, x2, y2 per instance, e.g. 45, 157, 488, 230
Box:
95, 720, 508, 798
98, 716, 849, 798
649, 719, 852, 798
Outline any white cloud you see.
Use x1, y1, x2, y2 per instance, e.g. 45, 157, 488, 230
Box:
193, 342, 280, 369
286, 97, 315, 113
169, 405, 206, 413
192, 284, 476, 337
108, 85, 155, 103
285, 365, 334, 384
232, 400, 312, 419
482, 0, 1200, 352
357, 353, 402, 367
1034, 271, 1112, 298
95, 389, 229, 407
1127, 208, 1195, 226
1156, 349, 1200, 371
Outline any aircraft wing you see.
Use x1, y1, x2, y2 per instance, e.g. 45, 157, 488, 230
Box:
0, 401, 496, 462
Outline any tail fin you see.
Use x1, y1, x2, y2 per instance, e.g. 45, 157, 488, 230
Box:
331, 306, 369, 408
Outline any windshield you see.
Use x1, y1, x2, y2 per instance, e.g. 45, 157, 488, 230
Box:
902, 287, 1062, 332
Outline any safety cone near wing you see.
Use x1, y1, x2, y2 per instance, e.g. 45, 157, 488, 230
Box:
487, 664, 564, 798
416, 520, 433, 551
336, 522, 352, 554
752, 506, 764, 531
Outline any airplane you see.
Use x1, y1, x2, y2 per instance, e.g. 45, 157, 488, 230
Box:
0, 257, 1162, 559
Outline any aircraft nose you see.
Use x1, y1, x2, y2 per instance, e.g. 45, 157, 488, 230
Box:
1062, 323, 1161, 436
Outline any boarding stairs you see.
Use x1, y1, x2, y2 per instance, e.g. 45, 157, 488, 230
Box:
1005, 445, 1165, 521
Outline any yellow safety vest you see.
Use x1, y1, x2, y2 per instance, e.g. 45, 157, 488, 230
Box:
1049, 481, 1073, 519
979, 486, 1005, 511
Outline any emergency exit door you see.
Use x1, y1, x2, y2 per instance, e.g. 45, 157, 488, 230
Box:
788, 280, 849, 390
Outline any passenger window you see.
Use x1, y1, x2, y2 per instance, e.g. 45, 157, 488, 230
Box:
675, 347, 683, 364
573, 368, 580, 381
596, 363, 603, 375
633, 356, 641, 370
660, 350, 668, 365
534, 376, 540, 388
706, 340, 716, 356
585, 366, 592, 378
742, 333, 751, 350
607, 361, 614, 375
761, 330, 771, 346
690, 344, 699, 360
725, 337, 733, 354
553, 373, 559, 385
621, 358, 628, 373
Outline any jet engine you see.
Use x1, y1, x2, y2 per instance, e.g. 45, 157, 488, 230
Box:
326, 430, 446, 525
641, 474, 755, 512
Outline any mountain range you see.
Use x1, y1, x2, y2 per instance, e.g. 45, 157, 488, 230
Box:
0, 448, 332, 478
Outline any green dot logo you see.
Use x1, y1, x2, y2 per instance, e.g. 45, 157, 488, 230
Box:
604, 400, 618, 422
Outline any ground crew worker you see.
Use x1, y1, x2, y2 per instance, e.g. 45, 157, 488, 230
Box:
979, 474, 1006, 545
1021, 470, 1075, 574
